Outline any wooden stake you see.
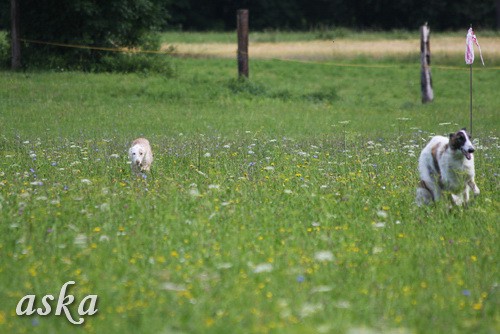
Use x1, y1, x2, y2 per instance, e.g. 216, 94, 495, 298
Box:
237, 9, 249, 78
420, 23, 433, 103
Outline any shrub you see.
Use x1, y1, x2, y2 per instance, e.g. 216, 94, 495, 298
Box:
0, 31, 9, 68
4, 0, 171, 72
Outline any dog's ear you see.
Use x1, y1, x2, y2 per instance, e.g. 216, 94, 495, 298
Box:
461, 127, 467, 131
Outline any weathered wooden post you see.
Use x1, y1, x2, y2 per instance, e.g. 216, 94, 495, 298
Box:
420, 23, 433, 103
237, 9, 249, 78
11, 0, 22, 70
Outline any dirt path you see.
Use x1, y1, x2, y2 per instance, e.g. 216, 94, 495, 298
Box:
165, 37, 500, 60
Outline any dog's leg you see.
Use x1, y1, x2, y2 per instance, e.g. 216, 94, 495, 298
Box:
468, 180, 480, 196
450, 193, 464, 206
428, 177, 442, 201
416, 188, 432, 206
131, 164, 143, 177
416, 180, 435, 206
464, 184, 471, 204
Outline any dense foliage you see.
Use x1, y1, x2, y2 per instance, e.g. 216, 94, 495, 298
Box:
1, 0, 171, 70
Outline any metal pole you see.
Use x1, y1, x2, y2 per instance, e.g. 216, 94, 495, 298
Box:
470, 64, 473, 136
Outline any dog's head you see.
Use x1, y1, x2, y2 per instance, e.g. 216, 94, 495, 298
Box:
449, 128, 474, 160
129, 144, 146, 167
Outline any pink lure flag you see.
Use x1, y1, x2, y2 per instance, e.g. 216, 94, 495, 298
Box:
465, 27, 484, 66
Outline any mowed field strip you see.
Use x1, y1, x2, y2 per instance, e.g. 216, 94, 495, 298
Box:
165, 37, 500, 60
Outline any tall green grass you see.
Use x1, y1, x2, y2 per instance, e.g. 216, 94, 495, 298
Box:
2, 57, 499, 138
0, 54, 498, 334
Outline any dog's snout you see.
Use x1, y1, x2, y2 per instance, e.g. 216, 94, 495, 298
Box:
468, 148, 475, 153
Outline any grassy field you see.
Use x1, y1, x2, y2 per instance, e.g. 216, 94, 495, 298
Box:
0, 31, 499, 334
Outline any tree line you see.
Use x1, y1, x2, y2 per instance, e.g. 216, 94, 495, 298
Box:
168, 0, 499, 31
2, 0, 499, 33
2, 0, 498, 70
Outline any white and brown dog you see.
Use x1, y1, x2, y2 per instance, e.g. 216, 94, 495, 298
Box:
416, 128, 479, 206
129, 138, 153, 175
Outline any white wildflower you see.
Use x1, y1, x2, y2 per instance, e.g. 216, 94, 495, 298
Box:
334, 300, 351, 309
99, 235, 110, 242
300, 303, 323, 318
311, 285, 333, 293
376, 210, 388, 218
161, 282, 187, 292
73, 234, 87, 247
197, 170, 208, 178
314, 251, 335, 262
189, 187, 200, 197
216, 263, 233, 270
252, 263, 273, 274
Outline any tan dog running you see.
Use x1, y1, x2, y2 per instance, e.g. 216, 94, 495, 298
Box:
128, 138, 153, 175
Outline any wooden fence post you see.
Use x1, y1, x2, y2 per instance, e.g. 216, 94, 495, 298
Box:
11, 0, 22, 70
237, 9, 249, 78
420, 23, 433, 103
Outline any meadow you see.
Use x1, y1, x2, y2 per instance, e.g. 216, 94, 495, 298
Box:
0, 31, 499, 333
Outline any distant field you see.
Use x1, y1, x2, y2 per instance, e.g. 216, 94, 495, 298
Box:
161, 30, 500, 65
166, 37, 500, 61
160, 29, 500, 44
0, 30, 499, 334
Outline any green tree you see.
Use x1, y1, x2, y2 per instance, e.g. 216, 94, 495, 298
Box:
10, 0, 170, 69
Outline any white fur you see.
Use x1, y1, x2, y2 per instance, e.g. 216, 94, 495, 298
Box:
128, 138, 153, 174
416, 129, 479, 206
